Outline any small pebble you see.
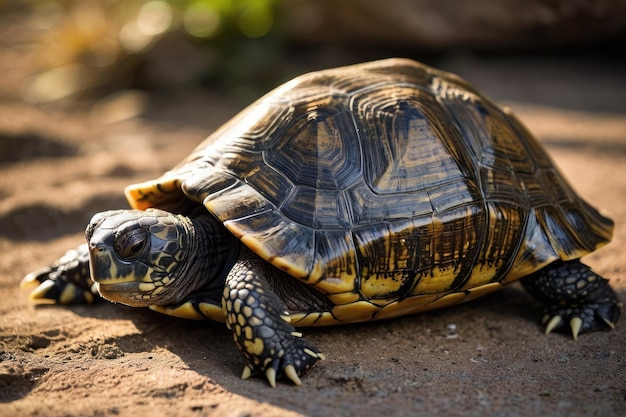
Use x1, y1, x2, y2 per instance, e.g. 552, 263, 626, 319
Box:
446, 323, 458, 339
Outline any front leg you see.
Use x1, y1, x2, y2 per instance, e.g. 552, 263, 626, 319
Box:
223, 253, 324, 387
21, 244, 97, 304
521, 260, 621, 339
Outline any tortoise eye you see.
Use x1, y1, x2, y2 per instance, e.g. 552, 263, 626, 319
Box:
114, 228, 149, 260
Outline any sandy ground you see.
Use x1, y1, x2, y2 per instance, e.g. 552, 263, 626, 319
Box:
1, 18, 625, 417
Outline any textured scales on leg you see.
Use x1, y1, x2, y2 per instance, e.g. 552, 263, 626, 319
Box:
223, 254, 324, 387
521, 260, 621, 339
21, 244, 97, 304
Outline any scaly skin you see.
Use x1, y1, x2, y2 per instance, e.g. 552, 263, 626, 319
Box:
223, 252, 324, 387
521, 260, 621, 339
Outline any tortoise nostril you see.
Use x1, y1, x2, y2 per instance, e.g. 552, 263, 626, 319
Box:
88, 241, 104, 253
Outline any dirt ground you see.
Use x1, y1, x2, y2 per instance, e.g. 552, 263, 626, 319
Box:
1, 16, 626, 417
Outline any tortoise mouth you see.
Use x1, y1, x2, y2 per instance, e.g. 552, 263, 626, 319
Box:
95, 281, 150, 306
96, 281, 141, 293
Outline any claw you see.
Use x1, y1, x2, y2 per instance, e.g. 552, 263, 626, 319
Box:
26, 280, 93, 305
20, 271, 44, 290
265, 367, 277, 388
284, 364, 302, 386
545, 315, 563, 335
241, 365, 253, 380
26, 280, 57, 304
601, 317, 616, 329
570, 317, 583, 340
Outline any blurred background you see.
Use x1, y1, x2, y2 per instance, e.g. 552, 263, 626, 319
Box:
2, 0, 626, 107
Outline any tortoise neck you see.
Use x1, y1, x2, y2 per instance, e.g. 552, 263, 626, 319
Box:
184, 212, 244, 295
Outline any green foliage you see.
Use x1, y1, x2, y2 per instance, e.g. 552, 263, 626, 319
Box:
181, 0, 278, 39
19, 0, 287, 102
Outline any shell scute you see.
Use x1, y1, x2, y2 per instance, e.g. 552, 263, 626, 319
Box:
353, 84, 469, 195
346, 182, 433, 224
281, 187, 352, 230
265, 96, 361, 191
310, 229, 358, 293
244, 163, 293, 208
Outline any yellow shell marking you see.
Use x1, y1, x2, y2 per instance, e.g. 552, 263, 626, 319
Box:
198, 302, 225, 322
239, 234, 310, 278
327, 292, 360, 306
410, 268, 459, 296
428, 283, 505, 311
331, 301, 380, 322
460, 267, 500, 291
125, 177, 182, 210
149, 302, 205, 320
375, 294, 441, 320
290, 311, 338, 326
315, 275, 356, 294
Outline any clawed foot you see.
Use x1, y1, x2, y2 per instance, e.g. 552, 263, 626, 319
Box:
20, 245, 96, 304
229, 310, 324, 388
224, 253, 327, 387
522, 260, 621, 340
239, 325, 325, 387
542, 301, 620, 340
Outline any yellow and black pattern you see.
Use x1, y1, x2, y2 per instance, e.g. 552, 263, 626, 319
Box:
222, 254, 324, 387
86, 209, 193, 306
154, 58, 614, 324
23, 58, 619, 387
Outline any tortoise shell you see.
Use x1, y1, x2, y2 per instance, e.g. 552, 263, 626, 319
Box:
125, 58, 613, 325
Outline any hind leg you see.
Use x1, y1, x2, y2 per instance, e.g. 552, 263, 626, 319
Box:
521, 260, 621, 339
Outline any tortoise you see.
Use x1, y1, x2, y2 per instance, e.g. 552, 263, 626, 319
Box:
22, 58, 620, 387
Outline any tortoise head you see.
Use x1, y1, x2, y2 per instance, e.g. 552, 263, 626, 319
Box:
86, 209, 193, 306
